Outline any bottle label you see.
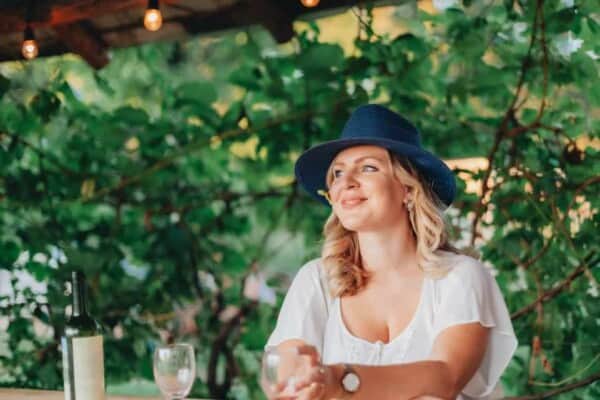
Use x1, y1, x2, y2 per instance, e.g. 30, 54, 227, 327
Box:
63, 335, 105, 400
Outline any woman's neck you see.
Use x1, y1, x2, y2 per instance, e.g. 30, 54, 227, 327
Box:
357, 219, 419, 276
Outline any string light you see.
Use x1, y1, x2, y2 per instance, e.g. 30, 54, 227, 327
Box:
144, 0, 163, 31
21, 25, 38, 60
300, 0, 320, 7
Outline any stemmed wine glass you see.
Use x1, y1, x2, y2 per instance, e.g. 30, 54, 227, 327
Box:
153, 343, 195, 400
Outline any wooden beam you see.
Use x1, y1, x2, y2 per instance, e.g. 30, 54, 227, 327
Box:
177, 0, 363, 43
0, 0, 149, 33
255, 0, 295, 43
0, 1, 53, 33
53, 21, 109, 69
50, 0, 146, 26
0, 0, 400, 64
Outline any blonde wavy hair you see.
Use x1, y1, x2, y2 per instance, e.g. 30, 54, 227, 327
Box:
321, 150, 463, 297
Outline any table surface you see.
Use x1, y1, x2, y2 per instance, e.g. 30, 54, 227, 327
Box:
0, 389, 207, 400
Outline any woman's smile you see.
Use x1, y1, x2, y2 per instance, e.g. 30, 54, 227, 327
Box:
340, 196, 368, 209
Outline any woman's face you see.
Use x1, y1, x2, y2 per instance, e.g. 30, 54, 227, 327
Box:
328, 145, 409, 232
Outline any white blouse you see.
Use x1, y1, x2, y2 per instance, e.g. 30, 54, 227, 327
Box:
266, 253, 518, 399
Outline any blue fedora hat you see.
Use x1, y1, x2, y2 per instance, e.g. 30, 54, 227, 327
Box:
294, 104, 456, 208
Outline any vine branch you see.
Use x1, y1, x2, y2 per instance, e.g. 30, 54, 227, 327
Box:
470, 0, 545, 244
503, 370, 600, 399
79, 98, 354, 203
1, 131, 80, 177
511, 251, 597, 320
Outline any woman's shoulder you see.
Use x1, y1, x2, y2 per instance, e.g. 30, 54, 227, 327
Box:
296, 257, 324, 278
292, 257, 328, 288
436, 251, 495, 288
292, 257, 333, 304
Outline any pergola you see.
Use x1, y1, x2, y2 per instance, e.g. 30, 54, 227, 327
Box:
0, 0, 399, 69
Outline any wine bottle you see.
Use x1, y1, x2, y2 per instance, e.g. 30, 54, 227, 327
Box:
62, 270, 105, 400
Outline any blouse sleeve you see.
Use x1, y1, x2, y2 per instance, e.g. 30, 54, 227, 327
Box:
265, 258, 330, 355
433, 256, 518, 399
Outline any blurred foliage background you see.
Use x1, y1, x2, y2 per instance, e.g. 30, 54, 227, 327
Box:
0, 0, 598, 398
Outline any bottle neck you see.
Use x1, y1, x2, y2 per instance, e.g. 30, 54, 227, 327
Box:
71, 271, 88, 317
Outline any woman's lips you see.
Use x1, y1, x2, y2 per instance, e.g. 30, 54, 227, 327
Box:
341, 198, 367, 208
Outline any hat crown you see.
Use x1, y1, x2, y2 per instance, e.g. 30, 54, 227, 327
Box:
341, 104, 421, 147
294, 103, 456, 208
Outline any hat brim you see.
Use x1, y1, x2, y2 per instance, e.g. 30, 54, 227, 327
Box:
295, 137, 456, 208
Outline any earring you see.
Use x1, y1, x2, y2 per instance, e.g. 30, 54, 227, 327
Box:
317, 189, 332, 205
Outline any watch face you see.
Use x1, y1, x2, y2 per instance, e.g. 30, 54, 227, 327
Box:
342, 372, 360, 392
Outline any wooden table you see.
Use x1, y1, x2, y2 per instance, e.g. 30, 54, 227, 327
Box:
0, 389, 207, 399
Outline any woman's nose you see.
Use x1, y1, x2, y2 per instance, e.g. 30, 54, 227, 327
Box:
330, 169, 360, 201
339, 170, 360, 189
345, 177, 359, 189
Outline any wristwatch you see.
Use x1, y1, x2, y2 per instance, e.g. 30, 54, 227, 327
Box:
341, 363, 361, 394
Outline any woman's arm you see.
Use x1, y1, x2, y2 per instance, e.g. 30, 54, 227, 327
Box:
327, 359, 456, 399
295, 322, 490, 399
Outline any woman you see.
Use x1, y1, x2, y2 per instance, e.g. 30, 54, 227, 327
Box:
264, 104, 517, 399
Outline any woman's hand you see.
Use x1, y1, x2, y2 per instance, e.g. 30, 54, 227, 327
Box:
293, 344, 340, 400
260, 343, 341, 400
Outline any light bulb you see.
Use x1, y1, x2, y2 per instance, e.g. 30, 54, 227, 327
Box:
300, 0, 320, 7
21, 26, 38, 60
144, 0, 163, 31
144, 9, 162, 31
22, 39, 39, 59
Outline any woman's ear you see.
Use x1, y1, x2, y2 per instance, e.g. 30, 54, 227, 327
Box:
402, 187, 414, 206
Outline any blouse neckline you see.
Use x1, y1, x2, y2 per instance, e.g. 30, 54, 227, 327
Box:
336, 277, 428, 348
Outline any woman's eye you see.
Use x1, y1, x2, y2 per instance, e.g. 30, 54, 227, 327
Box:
363, 165, 378, 172
333, 170, 343, 178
